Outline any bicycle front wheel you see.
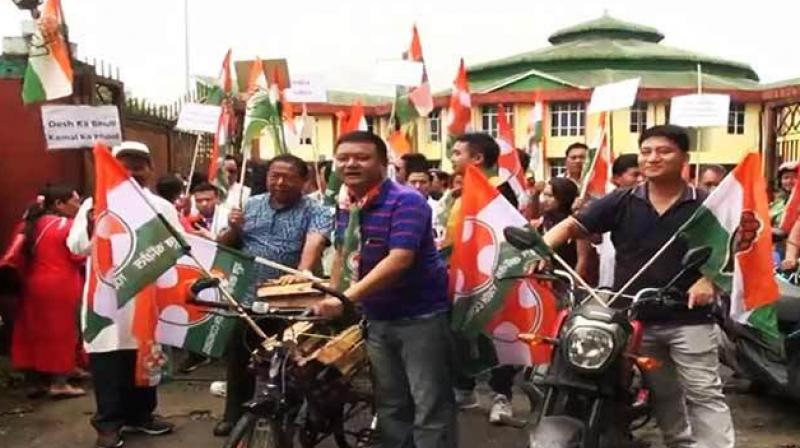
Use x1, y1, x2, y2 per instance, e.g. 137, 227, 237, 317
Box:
223, 413, 285, 448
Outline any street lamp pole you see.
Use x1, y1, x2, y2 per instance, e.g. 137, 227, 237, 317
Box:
184, 0, 190, 92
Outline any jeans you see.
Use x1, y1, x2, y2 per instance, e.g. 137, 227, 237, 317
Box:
641, 323, 735, 448
367, 312, 458, 448
89, 350, 157, 433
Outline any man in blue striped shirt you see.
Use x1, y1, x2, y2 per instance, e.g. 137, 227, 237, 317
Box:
314, 131, 457, 448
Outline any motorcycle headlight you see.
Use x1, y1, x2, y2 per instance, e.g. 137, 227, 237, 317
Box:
565, 326, 615, 371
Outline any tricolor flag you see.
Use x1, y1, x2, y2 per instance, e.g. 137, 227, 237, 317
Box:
22, 0, 73, 104
496, 104, 528, 208
581, 111, 614, 198
527, 100, 546, 173
246, 57, 268, 94
208, 100, 234, 190
338, 100, 367, 135
153, 234, 253, 358
450, 165, 557, 372
207, 50, 235, 184
85, 143, 185, 386
678, 153, 779, 333
206, 49, 233, 105
406, 25, 434, 117
446, 59, 471, 138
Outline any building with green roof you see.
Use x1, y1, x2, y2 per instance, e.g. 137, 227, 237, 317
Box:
403, 13, 799, 178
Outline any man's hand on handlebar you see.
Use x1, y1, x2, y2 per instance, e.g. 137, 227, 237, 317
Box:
312, 297, 345, 318
780, 258, 799, 272
687, 276, 715, 309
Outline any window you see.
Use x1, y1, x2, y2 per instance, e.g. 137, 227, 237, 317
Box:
550, 102, 585, 137
481, 104, 514, 138
728, 103, 745, 135
630, 101, 648, 133
428, 109, 441, 142
549, 158, 566, 178
365, 116, 376, 134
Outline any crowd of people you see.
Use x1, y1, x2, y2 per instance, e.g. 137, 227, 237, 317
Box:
1, 123, 796, 448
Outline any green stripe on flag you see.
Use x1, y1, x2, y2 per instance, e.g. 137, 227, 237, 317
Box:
678, 207, 734, 293
116, 217, 184, 306
21, 64, 46, 104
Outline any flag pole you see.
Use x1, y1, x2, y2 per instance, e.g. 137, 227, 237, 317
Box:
606, 233, 679, 307
103, 150, 273, 342
185, 134, 202, 197
551, 251, 608, 307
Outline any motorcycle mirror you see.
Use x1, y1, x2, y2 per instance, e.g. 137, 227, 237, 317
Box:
680, 246, 712, 271
504, 226, 537, 251
772, 228, 788, 244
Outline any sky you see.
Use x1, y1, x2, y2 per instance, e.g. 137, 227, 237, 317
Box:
2, 0, 799, 103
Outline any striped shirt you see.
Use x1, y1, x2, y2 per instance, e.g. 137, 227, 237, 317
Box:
335, 180, 449, 320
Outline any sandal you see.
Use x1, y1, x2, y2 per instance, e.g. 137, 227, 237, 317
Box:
48, 385, 87, 399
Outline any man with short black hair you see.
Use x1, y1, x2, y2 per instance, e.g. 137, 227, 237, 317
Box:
564, 142, 588, 186
699, 165, 726, 192
612, 153, 642, 188
446, 132, 522, 424
395, 152, 428, 184
314, 130, 457, 448
543, 125, 734, 448
213, 153, 333, 437
430, 170, 451, 201
184, 182, 228, 239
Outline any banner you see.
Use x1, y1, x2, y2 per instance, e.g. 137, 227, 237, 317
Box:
40, 105, 122, 150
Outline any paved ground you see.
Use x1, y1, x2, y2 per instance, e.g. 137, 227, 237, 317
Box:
1, 364, 800, 448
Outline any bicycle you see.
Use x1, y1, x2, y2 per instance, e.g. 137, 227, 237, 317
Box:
190, 279, 376, 448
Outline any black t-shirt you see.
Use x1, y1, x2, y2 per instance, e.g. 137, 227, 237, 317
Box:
575, 183, 713, 324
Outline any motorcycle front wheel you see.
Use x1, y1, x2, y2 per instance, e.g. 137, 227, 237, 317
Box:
223, 413, 287, 448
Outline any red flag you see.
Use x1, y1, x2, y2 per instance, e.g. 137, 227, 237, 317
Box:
446, 59, 471, 137
582, 112, 614, 198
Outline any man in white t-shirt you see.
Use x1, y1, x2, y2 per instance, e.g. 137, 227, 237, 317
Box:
68, 142, 182, 448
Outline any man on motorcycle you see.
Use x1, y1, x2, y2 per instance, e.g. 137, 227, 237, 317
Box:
541, 125, 735, 448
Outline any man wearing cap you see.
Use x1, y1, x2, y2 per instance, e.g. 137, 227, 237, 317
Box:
68, 141, 183, 448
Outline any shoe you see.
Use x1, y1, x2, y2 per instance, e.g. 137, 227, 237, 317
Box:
454, 389, 479, 410
489, 394, 513, 424
209, 381, 227, 398
178, 354, 211, 374
48, 384, 87, 399
122, 416, 174, 436
95, 431, 124, 448
213, 421, 234, 437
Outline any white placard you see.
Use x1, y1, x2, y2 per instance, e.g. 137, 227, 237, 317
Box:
40, 105, 122, 150
373, 59, 424, 87
669, 94, 731, 128
588, 78, 641, 113
175, 103, 222, 134
284, 75, 328, 103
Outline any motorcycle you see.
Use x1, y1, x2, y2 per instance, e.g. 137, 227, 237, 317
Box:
719, 231, 800, 400
504, 226, 711, 448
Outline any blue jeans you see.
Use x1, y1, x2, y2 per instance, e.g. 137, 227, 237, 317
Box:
366, 312, 458, 448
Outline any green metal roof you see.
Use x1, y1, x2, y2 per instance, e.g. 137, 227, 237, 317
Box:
548, 14, 664, 44
325, 90, 392, 106
467, 14, 759, 92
